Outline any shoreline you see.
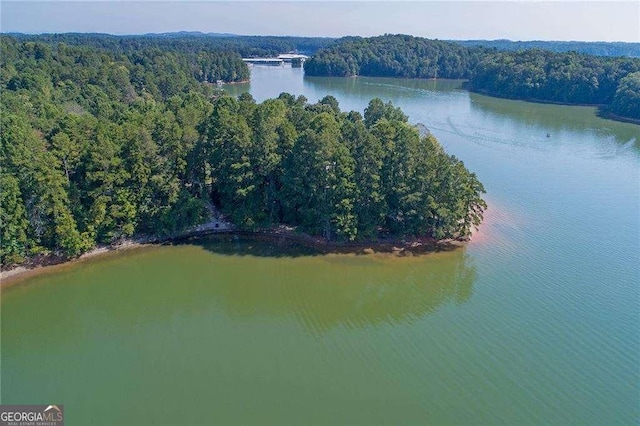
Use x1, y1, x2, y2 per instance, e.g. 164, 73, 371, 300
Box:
301, 75, 639, 126
0, 240, 153, 288
467, 87, 640, 125
207, 229, 466, 255
597, 111, 640, 125
0, 227, 471, 288
221, 79, 250, 85
467, 87, 607, 108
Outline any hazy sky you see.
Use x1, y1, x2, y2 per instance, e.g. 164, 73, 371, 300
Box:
2, 1, 639, 42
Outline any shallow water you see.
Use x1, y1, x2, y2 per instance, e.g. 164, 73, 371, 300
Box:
2, 66, 639, 425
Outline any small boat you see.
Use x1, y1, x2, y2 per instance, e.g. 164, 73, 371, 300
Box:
546, 133, 551, 138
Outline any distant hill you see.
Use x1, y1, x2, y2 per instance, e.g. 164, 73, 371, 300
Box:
452, 40, 640, 58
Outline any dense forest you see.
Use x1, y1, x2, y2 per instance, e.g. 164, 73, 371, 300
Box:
0, 36, 486, 266
1, 35, 230, 265
6, 33, 335, 58
1, 35, 250, 98
202, 94, 486, 242
304, 35, 640, 120
10, 33, 639, 59
304, 35, 481, 79
454, 40, 640, 58
468, 49, 640, 106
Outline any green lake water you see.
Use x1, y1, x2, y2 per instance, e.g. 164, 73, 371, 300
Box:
2, 65, 639, 425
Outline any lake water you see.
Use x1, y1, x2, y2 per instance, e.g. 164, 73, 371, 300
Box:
2, 65, 639, 425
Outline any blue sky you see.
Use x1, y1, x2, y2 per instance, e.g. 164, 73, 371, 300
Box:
2, 1, 639, 42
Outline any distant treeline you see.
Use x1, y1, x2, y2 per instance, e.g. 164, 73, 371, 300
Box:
0, 36, 485, 265
9, 33, 638, 59
304, 34, 640, 120
1, 35, 250, 100
453, 40, 640, 58
467, 49, 639, 108
5, 33, 335, 58
305, 35, 477, 79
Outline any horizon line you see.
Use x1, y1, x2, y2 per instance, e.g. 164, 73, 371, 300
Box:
2, 31, 638, 45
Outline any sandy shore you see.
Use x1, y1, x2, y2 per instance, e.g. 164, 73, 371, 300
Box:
0, 240, 150, 288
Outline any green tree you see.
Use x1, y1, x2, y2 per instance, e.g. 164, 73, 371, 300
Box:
204, 97, 259, 227
0, 173, 29, 264
282, 112, 357, 240
341, 115, 385, 238
610, 72, 640, 119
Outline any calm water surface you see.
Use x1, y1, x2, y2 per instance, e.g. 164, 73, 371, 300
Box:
2, 65, 639, 425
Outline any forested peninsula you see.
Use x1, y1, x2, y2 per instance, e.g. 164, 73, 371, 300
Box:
304, 34, 640, 120
0, 36, 485, 267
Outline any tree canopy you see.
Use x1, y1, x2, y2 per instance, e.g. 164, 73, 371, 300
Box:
8, 33, 334, 58
200, 95, 486, 242
609, 72, 640, 120
304, 35, 479, 79
1, 36, 224, 264
468, 49, 640, 106
1, 35, 485, 266
454, 40, 640, 58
